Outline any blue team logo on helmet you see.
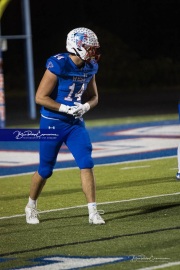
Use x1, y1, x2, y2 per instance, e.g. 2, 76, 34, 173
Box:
74, 33, 88, 49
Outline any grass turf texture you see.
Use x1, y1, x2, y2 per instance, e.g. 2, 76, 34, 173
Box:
0, 157, 179, 270
0, 114, 179, 270
8, 113, 178, 128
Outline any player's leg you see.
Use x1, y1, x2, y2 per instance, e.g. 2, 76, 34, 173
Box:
25, 137, 62, 224
66, 122, 105, 224
176, 143, 180, 180
80, 168, 96, 203
25, 172, 46, 224
25, 117, 63, 224
80, 168, 104, 224
29, 171, 46, 201
65, 122, 95, 202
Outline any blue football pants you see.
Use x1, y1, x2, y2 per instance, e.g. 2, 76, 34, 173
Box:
38, 116, 94, 179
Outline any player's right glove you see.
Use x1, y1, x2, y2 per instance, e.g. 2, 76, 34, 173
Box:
59, 104, 78, 115
72, 102, 90, 118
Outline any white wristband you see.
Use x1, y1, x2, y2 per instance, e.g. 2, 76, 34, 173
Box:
84, 102, 90, 112
59, 104, 68, 113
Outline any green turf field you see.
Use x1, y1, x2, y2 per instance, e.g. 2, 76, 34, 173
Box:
0, 114, 180, 270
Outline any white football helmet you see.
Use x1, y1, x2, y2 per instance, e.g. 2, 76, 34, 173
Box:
66, 27, 100, 62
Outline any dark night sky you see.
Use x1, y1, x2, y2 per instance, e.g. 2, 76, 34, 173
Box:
1, 0, 180, 61
1, 0, 180, 122
1, 0, 180, 92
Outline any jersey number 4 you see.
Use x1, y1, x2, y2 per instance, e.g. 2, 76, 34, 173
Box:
64, 83, 85, 101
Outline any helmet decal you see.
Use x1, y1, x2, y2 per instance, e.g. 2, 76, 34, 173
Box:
74, 33, 88, 49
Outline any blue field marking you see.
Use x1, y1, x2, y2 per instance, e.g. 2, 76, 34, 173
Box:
0, 119, 179, 177
3, 255, 139, 270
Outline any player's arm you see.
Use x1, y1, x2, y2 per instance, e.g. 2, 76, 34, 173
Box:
85, 75, 99, 109
35, 69, 59, 111
35, 69, 74, 114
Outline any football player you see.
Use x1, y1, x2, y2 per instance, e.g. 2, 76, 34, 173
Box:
25, 27, 105, 224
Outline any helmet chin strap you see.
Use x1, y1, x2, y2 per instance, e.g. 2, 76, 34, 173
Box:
73, 47, 88, 61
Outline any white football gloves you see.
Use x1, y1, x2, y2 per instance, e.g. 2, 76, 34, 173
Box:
73, 102, 90, 118
59, 102, 90, 118
59, 104, 77, 115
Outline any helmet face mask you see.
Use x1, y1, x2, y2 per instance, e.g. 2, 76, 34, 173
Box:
66, 27, 101, 62
82, 45, 101, 62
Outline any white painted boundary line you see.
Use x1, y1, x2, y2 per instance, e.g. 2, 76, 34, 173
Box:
0, 155, 176, 179
137, 261, 180, 270
0, 191, 180, 220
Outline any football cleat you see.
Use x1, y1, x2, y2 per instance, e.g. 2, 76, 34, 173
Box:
176, 172, 180, 180
25, 206, 40, 224
89, 210, 105, 225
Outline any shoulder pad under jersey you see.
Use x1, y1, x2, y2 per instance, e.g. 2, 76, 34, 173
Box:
46, 53, 67, 76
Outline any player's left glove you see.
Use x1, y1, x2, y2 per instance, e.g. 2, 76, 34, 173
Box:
59, 104, 79, 115
73, 102, 90, 118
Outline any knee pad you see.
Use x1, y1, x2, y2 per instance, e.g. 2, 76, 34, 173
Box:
38, 149, 57, 179
38, 167, 53, 179
78, 155, 94, 169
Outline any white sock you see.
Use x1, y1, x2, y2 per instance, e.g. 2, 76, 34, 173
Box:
88, 202, 97, 215
27, 197, 37, 208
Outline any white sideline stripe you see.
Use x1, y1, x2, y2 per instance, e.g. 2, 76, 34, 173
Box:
137, 261, 180, 270
0, 192, 180, 220
0, 155, 176, 178
120, 165, 150, 170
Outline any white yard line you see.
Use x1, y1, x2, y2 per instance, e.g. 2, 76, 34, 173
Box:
137, 261, 180, 270
0, 191, 180, 220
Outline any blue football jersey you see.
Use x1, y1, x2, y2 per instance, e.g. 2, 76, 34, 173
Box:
40, 53, 98, 119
